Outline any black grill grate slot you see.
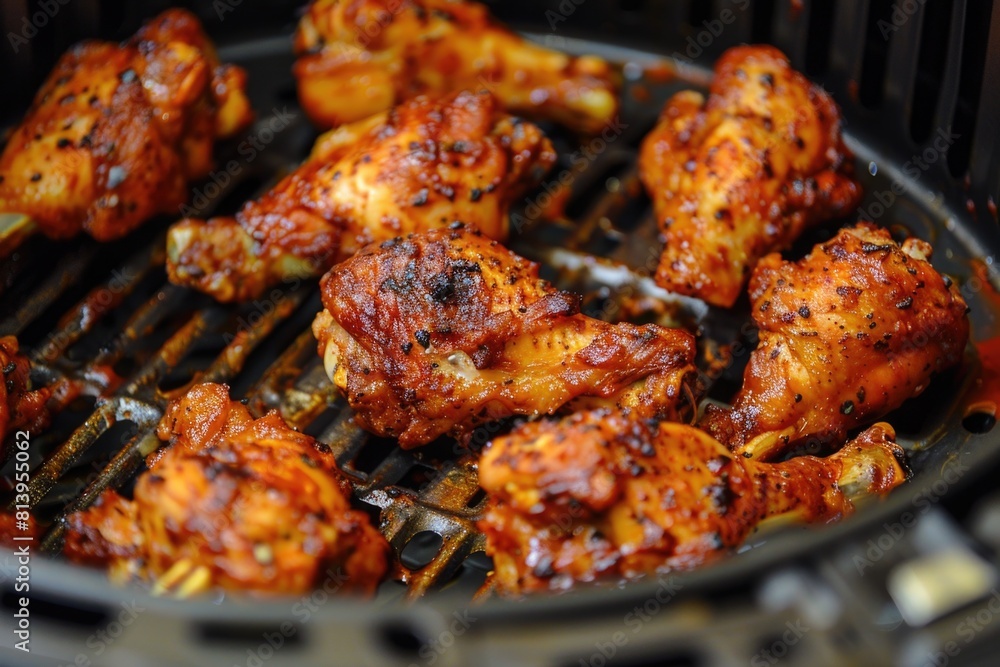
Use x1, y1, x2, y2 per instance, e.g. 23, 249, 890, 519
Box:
858, 0, 895, 109
803, 0, 837, 78
946, 0, 993, 178
909, 0, 953, 143
750, 0, 777, 43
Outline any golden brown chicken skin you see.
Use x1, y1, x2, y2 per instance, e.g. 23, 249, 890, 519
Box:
294, 0, 618, 134
703, 223, 969, 460
64, 383, 388, 596
479, 410, 909, 595
0, 9, 252, 241
0, 336, 51, 445
312, 224, 698, 448
639, 45, 862, 307
168, 91, 556, 302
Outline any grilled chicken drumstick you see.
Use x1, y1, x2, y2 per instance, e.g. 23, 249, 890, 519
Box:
639, 45, 862, 307
312, 224, 698, 448
294, 0, 618, 135
64, 383, 388, 596
168, 91, 555, 302
0, 9, 253, 242
703, 222, 969, 460
479, 410, 909, 595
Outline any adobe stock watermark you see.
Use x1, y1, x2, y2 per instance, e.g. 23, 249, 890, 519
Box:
179, 106, 297, 219
858, 127, 959, 222
672, 0, 751, 65
853, 457, 970, 575
750, 618, 810, 667
511, 115, 630, 232
6, 0, 72, 54
406, 609, 478, 666
577, 575, 683, 667
546, 0, 588, 31
923, 589, 1000, 667
55, 600, 146, 667
877, 0, 928, 40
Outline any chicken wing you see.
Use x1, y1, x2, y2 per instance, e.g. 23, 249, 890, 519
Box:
0, 336, 51, 447
639, 45, 862, 307
703, 222, 969, 460
312, 224, 698, 448
168, 91, 556, 302
479, 410, 908, 595
64, 383, 388, 596
0, 9, 252, 241
293, 0, 618, 134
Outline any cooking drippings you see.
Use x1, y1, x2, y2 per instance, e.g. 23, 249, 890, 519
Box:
968, 336, 1000, 418
971, 259, 1000, 311
83, 364, 125, 394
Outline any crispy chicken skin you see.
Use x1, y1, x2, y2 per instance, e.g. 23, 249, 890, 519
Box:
479, 410, 908, 595
168, 91, 556, 302
703, 223, 969, 460
293, 0, 618, 134
64, 383, 388, 596
312, 224, 698, 448
639, 45, 862, 307
0, 336, 51, 445
0, 9, 252, 241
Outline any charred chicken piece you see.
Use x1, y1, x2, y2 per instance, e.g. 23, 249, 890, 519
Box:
312, 224, 698, 448
639, 45, 862, 307
294, 0, 618, 135
168, 91, 555, 302
0, 336, 51, 445
64, 383, 388, 596
479, 410, 909, 595
0, 9, 252, 241
703, 223, 969, 460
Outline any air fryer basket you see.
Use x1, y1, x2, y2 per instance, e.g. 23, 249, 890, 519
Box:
2, 1, 1000, 666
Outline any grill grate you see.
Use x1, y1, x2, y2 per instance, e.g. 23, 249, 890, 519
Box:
0, 23, 994, 611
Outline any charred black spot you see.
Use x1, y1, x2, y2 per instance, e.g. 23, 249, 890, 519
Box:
429, 273, 456, 303
415, 330, 431, 348
705, 474, 735, 514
